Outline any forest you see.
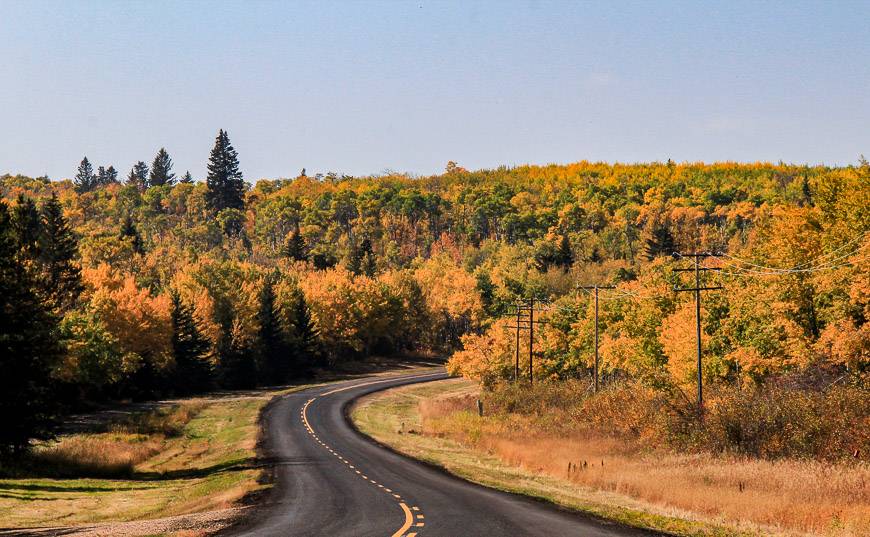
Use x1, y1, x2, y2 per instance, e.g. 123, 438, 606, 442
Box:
1, 129, 868, 455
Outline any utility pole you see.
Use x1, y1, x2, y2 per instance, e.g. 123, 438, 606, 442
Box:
514, 306, 521, 381
577, 285, 615, 392
672, 252, 722, 412
507, 298, 549, 384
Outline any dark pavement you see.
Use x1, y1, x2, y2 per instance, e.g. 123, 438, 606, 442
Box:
228, 370, 659, 537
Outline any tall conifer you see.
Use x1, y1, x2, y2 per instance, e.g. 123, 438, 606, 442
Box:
74, 157, 96, 193
38, 193, 83, 313
149, 148, 176, 186
205, 130, 245, 212
170, 291, 213, 394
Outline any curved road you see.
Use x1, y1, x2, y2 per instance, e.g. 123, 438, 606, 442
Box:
228, 370, 657, 537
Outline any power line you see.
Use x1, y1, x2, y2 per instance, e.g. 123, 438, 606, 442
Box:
576, 284, 615, 392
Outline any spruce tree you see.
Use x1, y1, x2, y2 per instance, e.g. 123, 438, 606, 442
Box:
74, 157, 96, 193
289, 288, 320, 373
149, 148, 176, 186
96, 165, 118, 186
127, 161, 149, 191
170, 290, 213, 394
349, 238, 375, 276
257, 276, 291, 384
180, 170, 194, 184
38, 193, 83, 313
12, 194, 41, 257
214, 301, 257, 389
0, 202, 61, 453
283, 228, 308, 261
119, 214, 145, 255
555, 235, 574, 269
205, 129, 245, 212
644, 224, 676, 261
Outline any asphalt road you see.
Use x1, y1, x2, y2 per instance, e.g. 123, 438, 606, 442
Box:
228, 370, 657, 537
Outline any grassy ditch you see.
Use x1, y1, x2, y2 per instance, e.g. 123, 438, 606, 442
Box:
352, 378, 870, 537
0, 392, 278, 529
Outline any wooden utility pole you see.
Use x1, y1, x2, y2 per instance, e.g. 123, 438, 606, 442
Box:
577, 285, 615, 392
672, 252, 722, 412
508, 299, 549, 384
514, 306, 521, 381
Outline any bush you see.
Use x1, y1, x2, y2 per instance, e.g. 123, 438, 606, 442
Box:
480, 378, 870, 462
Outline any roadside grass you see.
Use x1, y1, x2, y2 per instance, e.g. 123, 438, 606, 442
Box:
352, 378, 870, 537
0, 392, 283, 528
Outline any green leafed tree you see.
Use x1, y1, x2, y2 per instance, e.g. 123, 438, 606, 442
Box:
0, 201, 62, 453
205, 129, 245, 212
38, 193, 83, 313
149, 148, 176, 187
170, 290, 213, 394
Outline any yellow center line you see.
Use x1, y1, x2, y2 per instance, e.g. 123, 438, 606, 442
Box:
303, 381, 432, 537
391, 502, 414, 537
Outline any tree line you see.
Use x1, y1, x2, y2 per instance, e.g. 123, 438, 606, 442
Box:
1, 145, 867, 453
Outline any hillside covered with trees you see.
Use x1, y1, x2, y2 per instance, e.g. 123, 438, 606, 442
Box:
1, 129, 868, 454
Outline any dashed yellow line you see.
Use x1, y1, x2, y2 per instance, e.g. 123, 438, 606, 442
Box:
301, 384, 429, 536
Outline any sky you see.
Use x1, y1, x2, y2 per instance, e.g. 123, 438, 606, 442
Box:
2, 0, 869, 182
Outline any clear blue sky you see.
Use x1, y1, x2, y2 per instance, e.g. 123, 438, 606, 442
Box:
2, 0, 869, 181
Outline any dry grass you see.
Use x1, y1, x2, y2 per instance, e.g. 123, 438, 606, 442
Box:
10, 402, 209, 479
367, 379, 870, 536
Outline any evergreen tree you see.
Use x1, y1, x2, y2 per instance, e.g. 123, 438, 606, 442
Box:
149, 148, 176, 186
349, 238, 375, 276
74, 157, 96, 193
38, 193, 83, 313
12, 194, 41, 257
0, 202, 61, 453
287, 287, 320, 374
205, 129, 245, 212
180, 170, 194, 184
644, 224, 676, 260
215, 301, 257, 389
119, 214, 145, 255
127, 161, 149, 191
96, 165, 118, 186
555, 234, 574, 269
283, 228, 308, 261
257, 276, 291, 384
170, 290, 213, 394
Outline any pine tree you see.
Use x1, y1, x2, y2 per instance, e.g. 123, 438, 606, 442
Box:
205, 130, 245, 212
119, 214, 145, 255
149, 148, 176, 187
283, 228, 308, 261
74, 157, 96, 193
127, 161, 149, 191
349, 238, 375, 276
180, 170, 194, 184
644, 224, 676, 261
96, 165, 118, 186
38, 193, 83, 313
215, 301, 257, 389
170, 290, 213, 394
289, 288, 320, 374
555, 235, 574, 269
0, 202, 61, 453
257, 276, 291, 384
12, 194, 41, 257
